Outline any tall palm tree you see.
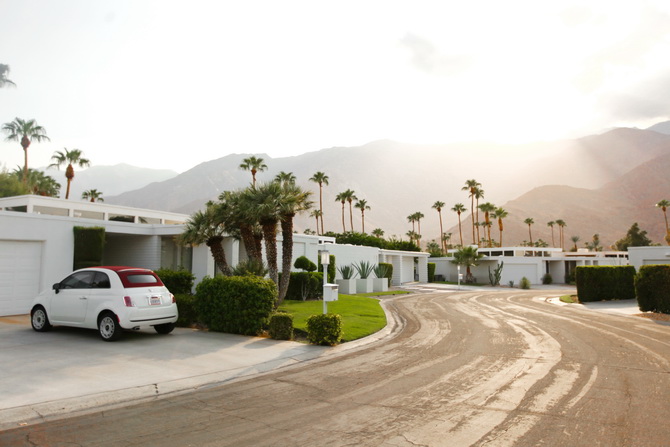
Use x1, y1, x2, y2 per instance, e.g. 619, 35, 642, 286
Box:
2, 118, 50, 185
179, 203, 231, 276
413, 211, 425, 246
473, 187, 485, 244
248, 182, 282, 285
239, 156, 267, 186
14, 167, 60, 197
555, 219, 566, 250
82, 189, 104, 202
407, 213, 417, 233
432, 201, 446, 252
492, 207, 508, 247
335, 192, 347, 232
220, 189, 263, 264
48, 148, 91, 199
442, 232, 452, 251
354, 199, 371, 233
0, 64, 15, 87
478, 202, 496, 247
310, 209, 322, 235
452, 203, 466, 247
656, 199, 670, 244
547, 221, 556, 247
277, 183, 313, 305
524, 218, 535, 246
309, 171, 329, 235
461, 179, 481, 245
341, 189, 357, 231
371, 228, 384, 238
274, 171, 296, 185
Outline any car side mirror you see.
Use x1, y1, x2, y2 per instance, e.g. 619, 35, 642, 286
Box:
53, 283, 61, 294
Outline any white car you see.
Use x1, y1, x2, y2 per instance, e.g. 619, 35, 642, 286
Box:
30, 266, 179, 341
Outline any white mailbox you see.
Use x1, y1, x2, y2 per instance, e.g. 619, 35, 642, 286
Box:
323, 283, 339, 302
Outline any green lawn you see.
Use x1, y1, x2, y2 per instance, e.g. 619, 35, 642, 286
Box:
278, 294, 387, 342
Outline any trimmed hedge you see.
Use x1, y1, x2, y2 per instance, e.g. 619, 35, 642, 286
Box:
575, 265, 636, 302
175, 293, 198, 327
283, 272, 323, 301
306, 313, 343, 346
635, 265, 670, 313
195, 275, 277, 335
155, 269, 195, 294
294, 256, 317, 272
73, 226, 105, 270
269, 312, 294, 340
428, 263, 436, 282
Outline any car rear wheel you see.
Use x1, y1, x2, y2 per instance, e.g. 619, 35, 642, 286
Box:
98, 312, 123, 341
31, 306, 52, 332
154, 323, 175, 334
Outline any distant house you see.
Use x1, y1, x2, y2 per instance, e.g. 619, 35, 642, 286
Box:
0, 195, 427, 316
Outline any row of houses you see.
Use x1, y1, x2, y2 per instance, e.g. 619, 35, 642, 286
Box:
2, 195, 668, 317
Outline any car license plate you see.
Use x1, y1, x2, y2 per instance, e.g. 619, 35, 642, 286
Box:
150, 296, 162, 306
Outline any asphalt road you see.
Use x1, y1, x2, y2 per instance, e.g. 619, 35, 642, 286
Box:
2, 290, 669, 447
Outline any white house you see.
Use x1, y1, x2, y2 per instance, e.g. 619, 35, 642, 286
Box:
627, 246, 670, 270
0, 195, 427, 316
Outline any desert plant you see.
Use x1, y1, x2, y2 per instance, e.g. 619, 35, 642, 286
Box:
354, 261, 375, 279
519, 277, 531, 289
374, 263, 390, 280
488, 261, 504, 286
231, 259, 268, 277
338, 264, 355, 280
269, 312, 294, 340
306, 313, 343, 346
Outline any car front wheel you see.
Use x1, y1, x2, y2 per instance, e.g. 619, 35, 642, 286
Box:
154, 323, 175, 334
31, 306, 52, 332
98, 312, 123, 341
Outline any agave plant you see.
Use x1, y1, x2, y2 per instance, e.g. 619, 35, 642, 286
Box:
231, 259, 268, 277
354, 261, 375, 279
338, 265, 355, 280
373, 263, 389, 279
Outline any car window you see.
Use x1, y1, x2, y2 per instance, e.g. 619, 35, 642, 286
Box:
60, 271, 96, 289
126, 274, 159, 284
91, 272, 111, 289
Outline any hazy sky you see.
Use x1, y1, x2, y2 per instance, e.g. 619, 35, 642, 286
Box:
2, 0, 670, 173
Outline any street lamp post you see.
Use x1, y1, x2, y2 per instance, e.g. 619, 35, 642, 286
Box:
320, 250, 330, 314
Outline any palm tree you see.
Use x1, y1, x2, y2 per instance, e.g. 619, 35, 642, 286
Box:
442, 232, 452, 251
547, 221, 556, 247
473, 187, 485, 244
2, 118, 50, 184
450, 245, 484, 283
371, 228, 385, 238
274, 171, 296, 185
310, 209, 322, 235
570, 235, 580, 251
48, 148, 91, 199
432, 201, 446, 252
246, 182, 283, 285
309, 171, 329, 235
492, 207, 508, 247
524, 218, 535, 245
407, 213, 417, 233
406, 230, 420, 246
656, 199, 670, 245
14, 168, 60, 197
335, 192, 347, 232
478, 202, 496, 247
220, 189, 263, 264
0, 64, 15, 87
239, 156, 267, 186
354, 199, 371, 233
82, 189, 104, 202
341, 189, 357, 231
413, 211, 425, 246
452, 203, 466, 247
179, 203, 231, 276
461, 179, 481, 244
555, 219, 566, 250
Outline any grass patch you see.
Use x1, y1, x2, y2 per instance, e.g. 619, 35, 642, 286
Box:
560, 294, 579, 304
278, 294, 386, 342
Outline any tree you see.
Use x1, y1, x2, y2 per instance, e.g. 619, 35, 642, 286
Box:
586, 233, 602, 252
452, 203, 466, 247
12, 167, 60, 197
220, 189, 263, 264
247, 182, 283, 286
354, 199, 371, 233
555, 219, 566, 250
0, 64, 15, 88
371, 228, 385, 239
82, 189, 104, 202
492, 207, 508, 247
239, 156, 267, 186
340, 189, 357, 232
0, 169, 29, 197
570, 235, 580, 252
274, 171, 296, 185
426, 241, 442, 257
407, 213, 417, 233
309, 171, 329, 235
614, 222, 654, 251
473, 187, 485, 244
2, 118, 50, 185
310, 209, 322, 235
547, 221, 556, 247
432, 201, 446, 252
450, 246, 484, 283
48, 148, 91, 199
442, 232, 452, 251
335, 192, 347, 232
461, 179, 481, 245
656, 199, 670, 245
179, 203, 231, 276
524, 218, 535, 246
412, 211, 425, 246
478, 202, 496, 247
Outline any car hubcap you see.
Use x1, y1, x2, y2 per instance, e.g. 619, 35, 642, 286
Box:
100, 316, 115, 338
32, 310, 45, 329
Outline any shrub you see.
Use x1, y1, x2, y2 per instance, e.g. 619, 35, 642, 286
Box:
231, 259, 268, 277
427, 263, 436, 282
354, 261, 375, 279
195, 275, 277, 335
306, 313, 343, 346
338, 265, 355, 280
175, 293, 198, 327
542, 273, 553, 285
269, 312, 294, 340
294, 256, 317, 272
575, 266, 636, 302
489, 262, 503, 286
155, 268, 195, 294
635, 265, 670, 313
379, 262, 393, 283
519, 277, 531, 289
284, 272, 323, 301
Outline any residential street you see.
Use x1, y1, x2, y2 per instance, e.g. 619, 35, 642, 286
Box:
2, 290, 669, 446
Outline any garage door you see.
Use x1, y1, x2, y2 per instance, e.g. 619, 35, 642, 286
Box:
0, 241, 42, 316
504, 264, 539, 285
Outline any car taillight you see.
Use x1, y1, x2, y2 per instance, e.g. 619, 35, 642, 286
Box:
123, 296, 134, 307
170, 293, 175, 303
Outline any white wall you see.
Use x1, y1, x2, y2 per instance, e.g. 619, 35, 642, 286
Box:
628, 246, 670, 270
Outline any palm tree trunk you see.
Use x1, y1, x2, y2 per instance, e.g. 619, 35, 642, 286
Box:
341, 202, 346, 232
278, 214, 295, 306
240, 224, 261, 263
470, 197, 475, 244
458, 215, 464, 247
528, 225, 533, 245
361, 211, 365, 234
348, 201, 354, 232
261, 220, 279, 285
319, 184, 325, 234
438, 211, 444, 252
206, 236, 231, 276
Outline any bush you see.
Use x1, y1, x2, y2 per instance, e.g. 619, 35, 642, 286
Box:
635, 265, 670, 313
575, 266, 636, 302
519, 277, 531, 289
306, 313, 343, 346
427, 263, 436, 282
284, 272, 323, 300
155, 268, 195, 294
231, 259, 268, 277
175, 293, 198, 327
195, 275, 277, 335
542, 273, 553, 285
269, 312, 294, 340
379, 262, 393, 283
294, 256, 317, 272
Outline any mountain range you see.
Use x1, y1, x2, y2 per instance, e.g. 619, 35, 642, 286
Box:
83, 122, 670, 249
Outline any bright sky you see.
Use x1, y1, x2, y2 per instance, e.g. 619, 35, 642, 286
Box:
2, 0, 670, 173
